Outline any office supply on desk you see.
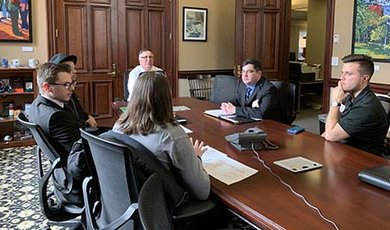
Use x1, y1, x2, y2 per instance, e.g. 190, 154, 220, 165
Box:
225, 127, 268, 151
287, 125, 305, 134
173, 105, 191, 112
358, 165, 390, 191
179, 125, 192, 134
204, 109, 258, 124
201, 146, 258, 185
274, 156, 322, 173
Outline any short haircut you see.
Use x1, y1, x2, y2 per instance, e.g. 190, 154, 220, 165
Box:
138, 48, 153, 56
242, 58, 262, 71
117, 71, 175, 135
36, 63, 71, 94
342, 54, 374, 77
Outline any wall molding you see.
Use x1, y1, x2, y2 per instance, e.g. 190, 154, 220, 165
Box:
178, 69, 234, 79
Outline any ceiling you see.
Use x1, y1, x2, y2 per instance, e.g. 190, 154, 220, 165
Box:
292, 0, 308, 11
291, 0, 308, 20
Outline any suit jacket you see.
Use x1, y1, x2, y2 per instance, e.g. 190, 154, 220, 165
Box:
29, 95, 84, 157
29, 95, 86, 205
230, 77, 279, 119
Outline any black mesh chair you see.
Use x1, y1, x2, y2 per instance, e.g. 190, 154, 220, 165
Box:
377, 96, 390, 159
271, 80, 297, 124
80, 129, 217, 230
80, 129, 141, 230
138, 173, 174, 230
210, 75, 238, 104
17, 112, 84, 229
123, 70, 131, 101
188, 74, 212, 100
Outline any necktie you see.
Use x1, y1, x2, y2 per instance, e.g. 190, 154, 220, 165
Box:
245, 87, 252, 101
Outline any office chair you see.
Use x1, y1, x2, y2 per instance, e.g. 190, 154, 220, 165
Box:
123, 70, 131, 101
210, 75, 239, 104
377, 95, 390, 159
138, 173, 174, 230
80, 129, 217, 230
187, 74, 212, 100
17, 112, 84, 229
271, 80, 297, 124
80, 129, 141, 230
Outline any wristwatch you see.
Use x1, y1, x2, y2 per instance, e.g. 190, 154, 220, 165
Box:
331, 101, 341, 107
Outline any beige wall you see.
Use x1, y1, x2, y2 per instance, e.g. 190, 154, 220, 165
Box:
332, 0, 389, 84
179, 0, 235, 70
306, 0, 326, 76
289, 20, 307, 59
1, 3, 48, 66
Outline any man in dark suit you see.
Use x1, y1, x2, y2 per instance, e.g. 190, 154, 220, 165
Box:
220, 58, 279, 119
29, 63, 86, 206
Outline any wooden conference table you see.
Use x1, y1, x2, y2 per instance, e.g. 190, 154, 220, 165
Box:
113, 98, 390, 229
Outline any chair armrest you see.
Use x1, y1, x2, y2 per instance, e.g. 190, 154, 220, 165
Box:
172, 199, 216, 221
101, 203, 139, 230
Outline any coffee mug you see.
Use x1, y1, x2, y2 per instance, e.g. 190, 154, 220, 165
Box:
1, 58, 8, 68
28, 58, 39, 68
9, 59, 20, 68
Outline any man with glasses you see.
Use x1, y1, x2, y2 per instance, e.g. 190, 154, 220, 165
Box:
49, 53, 97, 128
29, 63, 88, 206
221, 58, 279, 119
322, 54, 387, 155
127, 48, 164, 100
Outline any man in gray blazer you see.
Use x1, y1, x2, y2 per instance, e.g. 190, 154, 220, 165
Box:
29, 63, 86, 206
221, 58, 279, 120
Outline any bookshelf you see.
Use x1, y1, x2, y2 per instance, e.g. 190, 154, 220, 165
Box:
0, 68, 37, 148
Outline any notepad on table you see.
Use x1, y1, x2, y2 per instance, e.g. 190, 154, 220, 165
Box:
204, 109, 260, 124
201, 146, 258, 185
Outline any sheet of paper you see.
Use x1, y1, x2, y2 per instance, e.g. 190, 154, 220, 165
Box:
204, 109, 230, 117
120, 106, 127, 113
201, 146, 258, 185
173, 105, 191, 112
180, 125, 193, 134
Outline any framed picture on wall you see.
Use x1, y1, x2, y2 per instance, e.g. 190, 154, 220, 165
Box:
0, 0, 32, 42
352, 0, 390, 61
183, 7, 207, 41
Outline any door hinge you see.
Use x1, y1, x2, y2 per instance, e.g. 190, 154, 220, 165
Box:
55, 29, 59, 38
169, 32, 172, 40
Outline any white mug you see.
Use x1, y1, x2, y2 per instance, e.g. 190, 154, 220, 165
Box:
28, 58, 39, 68
9, 59, 20, 68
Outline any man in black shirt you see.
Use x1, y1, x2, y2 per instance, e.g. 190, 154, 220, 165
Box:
322, 54, 388, 155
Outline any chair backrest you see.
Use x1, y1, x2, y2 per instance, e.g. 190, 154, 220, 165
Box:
17, 112, 82, 224
124, 70, 131, 100
17, 112, 60, 162
377, 95, 390, 118
187, 74, 212, 100
271, 80, 297, 124
139, 173, 174, 230
210, 75, 239, 104
80, 129, 141, 229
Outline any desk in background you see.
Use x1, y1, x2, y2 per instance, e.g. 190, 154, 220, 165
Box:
289, 80, 323, 111
169, 97, 390, 230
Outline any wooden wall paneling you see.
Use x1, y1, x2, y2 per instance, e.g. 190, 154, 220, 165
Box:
126, 8, 144, 69
91, 80, 113, 117
91, 5, 112, 72
74, 81, 89, 112
261, 10, 280, 74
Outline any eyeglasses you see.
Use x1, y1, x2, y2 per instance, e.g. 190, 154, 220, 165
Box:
139, 56, 154, 59
50, 81, 77, 89
241, 69, 256, 74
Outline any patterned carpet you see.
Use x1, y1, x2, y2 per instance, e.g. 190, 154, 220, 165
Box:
0, 146, 63, 230
0, 146, 255, 230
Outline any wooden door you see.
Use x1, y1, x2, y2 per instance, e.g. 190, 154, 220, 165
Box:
47, 0, 176, 123
235, 0, 290, 81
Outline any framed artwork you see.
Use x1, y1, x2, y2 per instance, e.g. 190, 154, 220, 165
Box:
183, 7, 207, 41
0, 0, 32, 42
352, 0, 390, 61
